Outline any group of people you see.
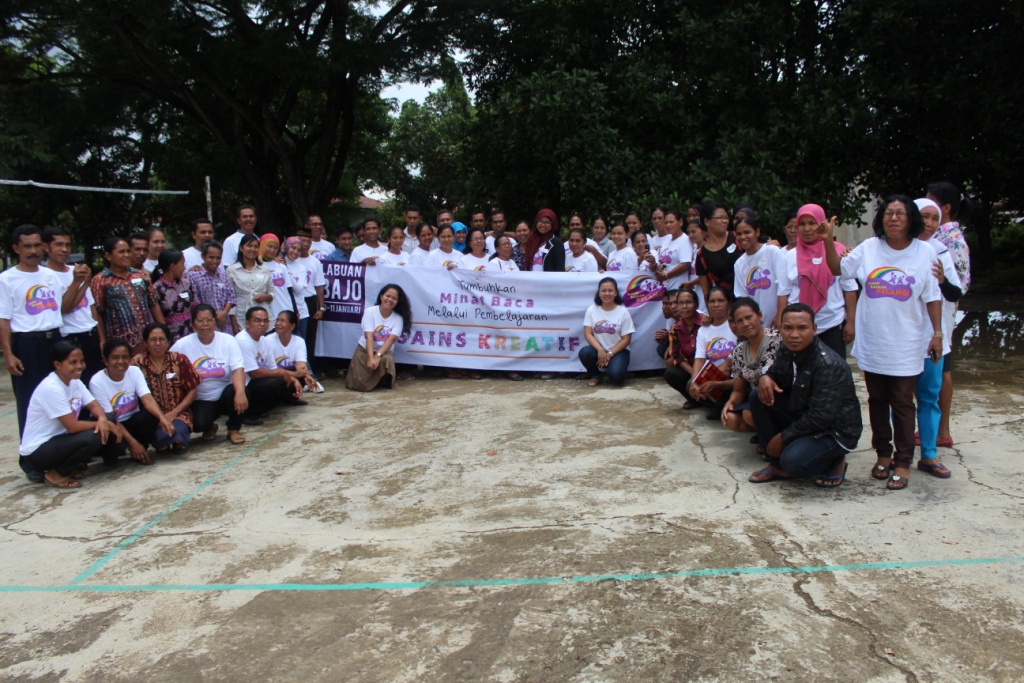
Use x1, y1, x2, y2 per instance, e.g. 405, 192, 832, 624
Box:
3, 180, 973, 494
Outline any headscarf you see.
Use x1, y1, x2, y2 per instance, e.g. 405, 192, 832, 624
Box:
795, 203, 846, 314
914, 198, 942, 235
523, 209, 560, 270
282, 236, 302, 262
451, 221, 468, 253
258, 233, 280, 261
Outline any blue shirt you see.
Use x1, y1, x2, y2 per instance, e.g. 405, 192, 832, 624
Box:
324, 248, 350, 263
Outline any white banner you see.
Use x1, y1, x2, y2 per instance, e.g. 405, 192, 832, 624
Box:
316, 264, 671, 372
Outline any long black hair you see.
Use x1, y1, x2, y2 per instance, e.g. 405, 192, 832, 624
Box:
872, 194, 924, 240
927, 181, 973, 224
152, 248, 184, 282
237, 233, 262, 265
376, 284, 412, 334
593, 277, 623, 305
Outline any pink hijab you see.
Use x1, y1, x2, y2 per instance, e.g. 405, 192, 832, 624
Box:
795, 204, 846, 313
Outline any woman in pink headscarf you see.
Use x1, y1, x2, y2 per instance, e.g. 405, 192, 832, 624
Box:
522, 209, 566, 272
774, 204, 858, 358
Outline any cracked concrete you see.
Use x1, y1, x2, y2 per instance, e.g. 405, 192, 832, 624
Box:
0, 366, 1022, 682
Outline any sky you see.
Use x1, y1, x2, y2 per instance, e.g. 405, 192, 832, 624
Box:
380, 80, 440, 105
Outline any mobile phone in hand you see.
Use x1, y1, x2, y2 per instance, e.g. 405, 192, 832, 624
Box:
67, 253, 85, 264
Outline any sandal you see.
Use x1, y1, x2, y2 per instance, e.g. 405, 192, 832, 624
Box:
469, 372, 484, 380
44, 473, 82, 489
748, 468, 790, 483
886, 473, 909, 491
507, 372, 524, 382
917, 459, 952, 478
68, 470, 87, 481
870, 460, 891, 480
681, 400, 697, 410
202, 425, 219, 441
445, 370, 466, 379
815, 462, 849, 488
397, 372, 416, 381
936, 435, 954, 448
228, 433, 246, 445
588, 377, 601, 387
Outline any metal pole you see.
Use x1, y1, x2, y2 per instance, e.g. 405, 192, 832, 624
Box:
204, 176, 213, 222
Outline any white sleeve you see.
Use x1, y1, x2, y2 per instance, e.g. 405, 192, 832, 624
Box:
619, 308, 636, 336
225, 336, 246, 372
293, 338, 308, 364
36, 381, 70, 419
733, 255, 747, 296
312, 260, 326, 287
776, 251, 795, 297
694, 326, 709, 359
839, 241, 866, 282
0, 276, 14, 320
130, 366, 151, 397
583, 305, 596, 329
390, 314, 403, 338
940, 251, 961, 289
361, 307, 377, 334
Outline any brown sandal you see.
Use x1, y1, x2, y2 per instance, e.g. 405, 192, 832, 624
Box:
228, 433, 246, 445
44, 472, 82, 489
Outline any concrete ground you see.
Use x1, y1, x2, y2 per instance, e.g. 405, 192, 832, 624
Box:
0, 364, 1022, 682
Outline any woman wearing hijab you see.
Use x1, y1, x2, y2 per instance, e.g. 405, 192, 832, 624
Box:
523, 209, 566, 272
775, 204, 858, 358
451, 222, 469, 253
282, 236, 312, 339
912, 197, 962, 479
822, 195, 943, 491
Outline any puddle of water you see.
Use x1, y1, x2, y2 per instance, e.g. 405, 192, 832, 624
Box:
952, 294, 1024, 389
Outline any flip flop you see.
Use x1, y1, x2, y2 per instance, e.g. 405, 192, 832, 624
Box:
202, 425, 219, 441
228, 433, 246, 445
507, 372, 524, 382
936, 436, 954, 448
886, 473, 909, 491
815, 462, 849, 488
917, 459, 952, 478
44, 476, 82, 489
748, 468, 790, 483
870, 462, 891, 480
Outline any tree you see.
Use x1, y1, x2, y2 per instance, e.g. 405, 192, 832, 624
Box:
3, 0, 456, 231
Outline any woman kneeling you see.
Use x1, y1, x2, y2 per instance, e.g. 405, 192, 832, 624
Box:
346, 284, 412, 392
580, 277, 635, 386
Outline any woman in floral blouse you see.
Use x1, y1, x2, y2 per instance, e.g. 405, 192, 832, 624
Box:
151, 249, 194, 344
131, 322, 200, 453
722, 297, 782, 442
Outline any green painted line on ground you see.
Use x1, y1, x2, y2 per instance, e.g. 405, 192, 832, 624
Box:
67, 414, 296, 585
2, 556, 1016, 594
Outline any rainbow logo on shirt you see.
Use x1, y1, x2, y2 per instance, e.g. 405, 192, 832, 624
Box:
109, 391, 138, 417
658, 249, 672, 265
606, 260, 622, 271
272, 271, 286, 287
623, 274, 665, 308
24, 284, 58, 315
275, 355, 295, 370
745, 266, 773, 292
532, 252, 544, 265
72, 293, 90, 312
473, 265, 486, 271
565, 265, 581, 273
373, 325, 392, 343
865, 266, 915, 301
442, 260, 459, 269
706, 337, 735, 361
593, 320, 617, 335
193, 356, 227, 379
69, 397, 83, 419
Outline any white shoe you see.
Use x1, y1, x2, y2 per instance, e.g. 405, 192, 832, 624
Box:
312, 382, 325, 394
303, 385, 310, 392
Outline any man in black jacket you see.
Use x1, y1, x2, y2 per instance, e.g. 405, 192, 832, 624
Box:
748, 303, 862, 487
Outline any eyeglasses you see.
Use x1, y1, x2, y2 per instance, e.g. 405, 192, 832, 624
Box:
883, 211, 908, 219
536, 219, 552, 225
712, 215, 730, 221
194, 318, 216, 324
147, 337, 168, 344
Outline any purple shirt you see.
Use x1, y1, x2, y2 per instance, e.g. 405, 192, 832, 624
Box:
187, 267, 236, 332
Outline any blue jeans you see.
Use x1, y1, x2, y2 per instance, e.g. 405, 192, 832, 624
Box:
916, 354, 944, 459
579, 346, 630, 384
749, 391, 848, 477
151, 419, 193, 450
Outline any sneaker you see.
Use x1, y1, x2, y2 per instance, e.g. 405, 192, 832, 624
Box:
312, 382, 325, 394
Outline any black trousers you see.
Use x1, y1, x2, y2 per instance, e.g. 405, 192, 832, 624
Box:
191, 378, 290, 432
303, 295, 323, 373
64, 328, 103, 387
120, 410, 159, 448
10, 331, 63, 476
664, 366, 693, 397
817, 323, 847, 359
24, 411, 123, 475
749, 391, 847, 477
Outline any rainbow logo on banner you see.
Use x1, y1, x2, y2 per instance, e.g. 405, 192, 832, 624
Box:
623, 275, 665, 308
24, 284, 57, 315
865, 266, 915, 301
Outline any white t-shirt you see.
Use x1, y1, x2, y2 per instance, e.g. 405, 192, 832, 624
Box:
359, 305, 403, 351
170, 332, 245, 401
183, 246, 204, 272
485, 258, 519, 273
583, 304, 635, 352
378, 250, 411, 267
51, 267, 97, 335
408, 248, 433, 266
564, 237, 600, 253
689, 242, 706, 313
461, 254, 491, 271
733, 244, 785, 327
777, 247, 859, 332
927, 237, 961, 357
20, 373, 95, 456
0, 267, 63, 333
143, 258, 159, 274
426, 249, 464, 269
235, 330, 277, 381
531, 238, 554, 271
308, 239, 332, 262
299, 254, 325, 294
266, 260, 297, 319
350, 243, 389, 265
265, 331, 307, 371
659, 234, 694, 289
284, 260, 311, 317
89, 366, 151, 421
694, 320, 738, 368
605, 247, 639, 273
221, 231, 245, 271
841, 237, 941, 376
649, 233, 671, 262
564, 251, 599, 273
